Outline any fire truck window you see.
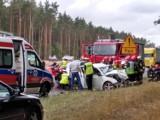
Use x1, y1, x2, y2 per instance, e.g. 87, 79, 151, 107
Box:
85, 46, 92, 55
0, 49, 12, 68
27, 51, 41, 68
93, 44, 116, 55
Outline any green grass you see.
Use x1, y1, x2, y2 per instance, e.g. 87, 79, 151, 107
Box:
41, 80, 160, 120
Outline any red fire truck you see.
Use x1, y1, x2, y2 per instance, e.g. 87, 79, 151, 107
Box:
82, 37, 144, 63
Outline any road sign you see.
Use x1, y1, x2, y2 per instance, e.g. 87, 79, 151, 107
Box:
122, 35, 136, 54
123, 35, 136, 47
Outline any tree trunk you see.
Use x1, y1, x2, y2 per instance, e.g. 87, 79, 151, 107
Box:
18, 9, 22, 36
49, 19, 53, 56
60, 29, 63, 58
44, 22, 48, 60
9, 7, 12, 32
23, 16, 26, 39
68, 31, 71, 55
39, 28, 43, 58
29, 10, 32, 43
73, 31, 77, 58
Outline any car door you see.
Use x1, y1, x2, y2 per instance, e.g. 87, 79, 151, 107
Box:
26, 50, 43, 93
0, 83, 24, 120
92, 68, 103, 89
79, 66, 87, 88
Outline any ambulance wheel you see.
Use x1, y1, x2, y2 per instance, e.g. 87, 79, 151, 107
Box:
103, 81, 114, 90
40, 83, 50, 97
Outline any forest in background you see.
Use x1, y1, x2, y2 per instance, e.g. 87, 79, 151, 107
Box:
0, 0, 156, 60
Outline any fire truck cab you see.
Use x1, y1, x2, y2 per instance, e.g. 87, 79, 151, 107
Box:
0, 35, 54, 96
82, 38, 144, 63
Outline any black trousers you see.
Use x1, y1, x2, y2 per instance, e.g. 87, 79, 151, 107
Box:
86, 74, 93, 90
128, 74, 134, 82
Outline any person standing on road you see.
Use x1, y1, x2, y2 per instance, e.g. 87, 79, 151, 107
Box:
69, 60, 83, 90
84, 58, 93, 90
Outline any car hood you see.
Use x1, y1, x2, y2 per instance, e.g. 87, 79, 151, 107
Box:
19, 93, 39, 100
105, 69, 128, 80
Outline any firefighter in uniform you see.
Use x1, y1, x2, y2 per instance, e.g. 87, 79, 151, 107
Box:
59, 70, 69, 89
84, 58, 93, 90
131, 55, 138, 81
137, 56, 145, 83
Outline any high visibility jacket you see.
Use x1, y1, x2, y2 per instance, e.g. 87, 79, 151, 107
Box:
85, 62, 93, 75
61, 60, 67, 68
60, 73, 69, 84
125, 61, 134, 75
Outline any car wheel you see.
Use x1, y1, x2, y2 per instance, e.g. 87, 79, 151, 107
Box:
103, 81, 114, 90
26, 108, 41, 120
40, 83, 50, 97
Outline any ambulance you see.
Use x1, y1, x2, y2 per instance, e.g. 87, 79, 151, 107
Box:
0, 34, 54, 96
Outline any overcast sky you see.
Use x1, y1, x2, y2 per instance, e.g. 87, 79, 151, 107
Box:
37, 0, 160, 46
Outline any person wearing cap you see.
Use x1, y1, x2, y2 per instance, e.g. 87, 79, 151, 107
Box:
137, 56, 145, 83
84, 58, 93, 90
59, 70, 69, 89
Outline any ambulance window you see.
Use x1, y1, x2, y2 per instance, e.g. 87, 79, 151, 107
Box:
0, 49, 12, 68
27, 51, 41, 68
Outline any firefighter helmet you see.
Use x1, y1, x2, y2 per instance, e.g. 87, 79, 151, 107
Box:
131, 55, 137, 61
155, 64, 159, 70
125, 55, 131, 61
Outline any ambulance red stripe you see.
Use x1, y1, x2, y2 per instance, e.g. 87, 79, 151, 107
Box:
0, 42, 13, 47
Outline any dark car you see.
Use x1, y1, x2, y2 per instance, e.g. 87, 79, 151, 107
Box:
0, 81, 43, 120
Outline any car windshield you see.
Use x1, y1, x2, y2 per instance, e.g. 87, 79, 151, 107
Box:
99, 66, 110, 75
93, 44, 117, 56
0, 84, 10, 97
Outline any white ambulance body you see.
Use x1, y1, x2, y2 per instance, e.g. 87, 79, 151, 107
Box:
0, 36, 54, 96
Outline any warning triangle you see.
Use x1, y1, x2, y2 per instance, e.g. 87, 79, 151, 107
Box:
123, 35, 136, 47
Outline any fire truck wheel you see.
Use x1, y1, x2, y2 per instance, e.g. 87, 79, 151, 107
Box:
40, 83, 50, 97
103, 81, 114, 90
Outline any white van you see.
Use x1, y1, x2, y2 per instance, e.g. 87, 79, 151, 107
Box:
0, 35, 54, 96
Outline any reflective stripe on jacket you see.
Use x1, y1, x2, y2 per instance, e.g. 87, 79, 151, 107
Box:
126, 67, 134, 75
60, 73, 69, 84
85, 62, 93, 75
125, 61, 134, 75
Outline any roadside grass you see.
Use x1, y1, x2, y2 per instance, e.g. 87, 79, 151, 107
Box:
41, 80, 160, 120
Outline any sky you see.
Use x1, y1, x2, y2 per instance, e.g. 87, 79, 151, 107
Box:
36, 0, 160, 46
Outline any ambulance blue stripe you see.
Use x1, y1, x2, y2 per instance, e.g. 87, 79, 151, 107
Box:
0, 69, 16, 75
27, 69, 53, 80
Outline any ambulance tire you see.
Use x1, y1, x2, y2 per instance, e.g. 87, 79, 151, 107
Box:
40, 83, 50, 97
